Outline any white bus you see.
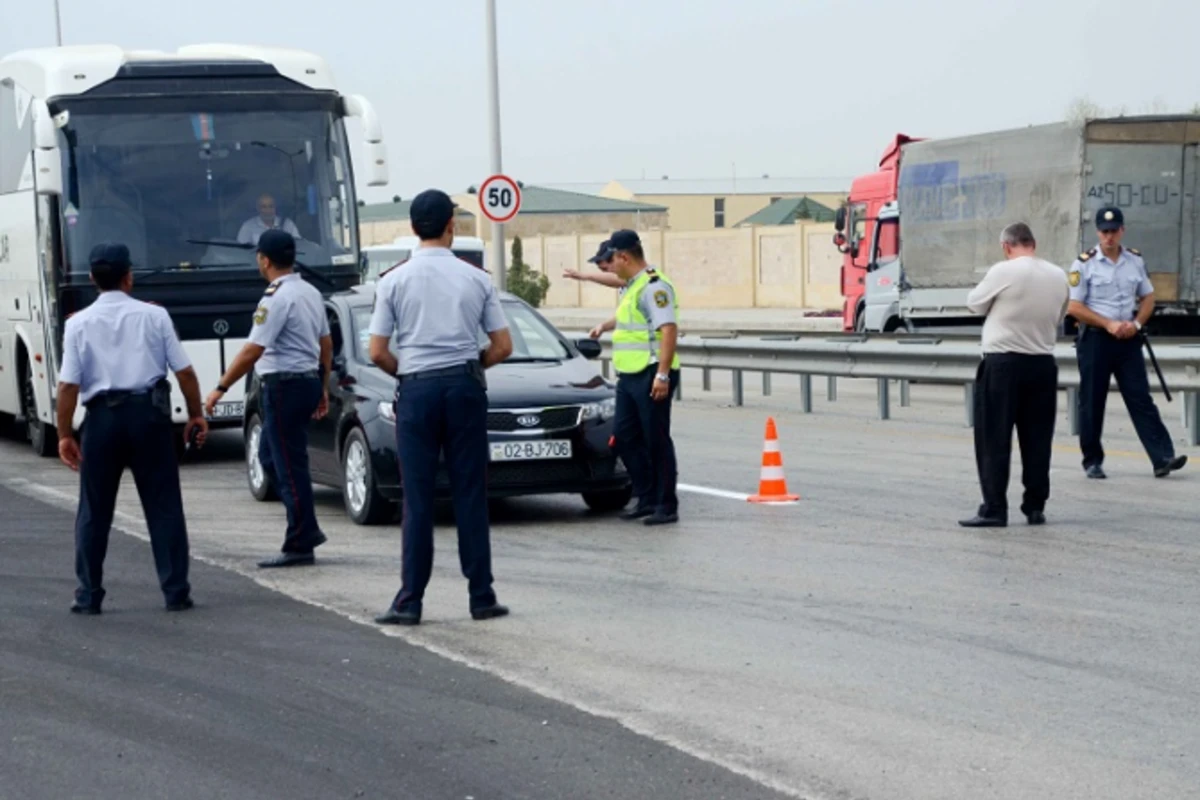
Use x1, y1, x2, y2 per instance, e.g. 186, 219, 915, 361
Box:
0, 44, 388, 455
360, 235, 486, 283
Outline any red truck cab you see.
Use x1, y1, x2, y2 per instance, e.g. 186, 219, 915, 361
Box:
834, 134, 918, 331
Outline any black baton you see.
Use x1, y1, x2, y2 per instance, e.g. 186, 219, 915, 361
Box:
1139, 329, 1172, 403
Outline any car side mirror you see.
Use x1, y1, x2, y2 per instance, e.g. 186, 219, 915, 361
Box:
575, 338, 602, 360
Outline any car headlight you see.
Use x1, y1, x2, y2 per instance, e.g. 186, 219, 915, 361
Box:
378, 401, 396, 424
580, 398, 616, 422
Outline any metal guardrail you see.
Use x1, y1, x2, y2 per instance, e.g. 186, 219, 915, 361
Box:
591, 335, 1200, 446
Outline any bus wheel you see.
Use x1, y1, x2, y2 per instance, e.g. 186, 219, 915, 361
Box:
23, 360, 56, 458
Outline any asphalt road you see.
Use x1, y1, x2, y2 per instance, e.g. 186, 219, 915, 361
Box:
2, 373, 1197, 800
0, 483, 789, 800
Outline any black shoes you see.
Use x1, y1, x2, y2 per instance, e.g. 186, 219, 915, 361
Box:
166, 598, 195, 612
375, 606, 421, 626
1085, 464, 1107, 479
69, 603, 101, 616
1154, 455, 1188, 478
258, 552, 316, 569
958, 514, 1007, 528
374, 603, 510, 625
620, 505, 654, 520
471, 603, 510, 621
644, 512, 679, 526
1025, 511, 1046, 526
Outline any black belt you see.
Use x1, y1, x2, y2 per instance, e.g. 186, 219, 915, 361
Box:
85, 389, 152, 409
397, 362, 475, 383
261, 370, 319, 384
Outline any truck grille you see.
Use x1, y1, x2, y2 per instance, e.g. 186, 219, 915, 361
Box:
487, 406, 581, 432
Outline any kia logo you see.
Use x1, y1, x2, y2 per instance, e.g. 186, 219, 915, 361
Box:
213, 319, 230, 336
516, 414, 540, 428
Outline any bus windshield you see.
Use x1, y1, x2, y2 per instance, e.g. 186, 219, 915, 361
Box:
58, 109, 357, 274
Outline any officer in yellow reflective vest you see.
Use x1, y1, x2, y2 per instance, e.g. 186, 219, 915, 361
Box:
590, 230, 680, 526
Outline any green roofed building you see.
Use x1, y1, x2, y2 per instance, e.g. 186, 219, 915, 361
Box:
735, 196, 838, 227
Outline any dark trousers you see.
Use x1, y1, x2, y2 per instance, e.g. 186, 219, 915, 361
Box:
1076, 328, 1176, 469
74, 396, 190, 608
973, 353, 1058, 518
392, 370, 495, 612
614, 366, 679, 515
260, 376, 325, 554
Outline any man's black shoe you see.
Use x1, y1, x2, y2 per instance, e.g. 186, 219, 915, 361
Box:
471, 603, 509, 621
69, 604, 101, 616
1025, 511, 1046, 526
644, 512, 679, 526
1154, 455, 1188, 478
620, 506, 654, 520
375, 606, 421, 626
1085, 464, 1107, 479
257, 552, 316, 569
958, 515, 1007, 528
166, 598, 194, 612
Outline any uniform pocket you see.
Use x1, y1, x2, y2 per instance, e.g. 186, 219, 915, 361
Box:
1089, 277, 1118, 300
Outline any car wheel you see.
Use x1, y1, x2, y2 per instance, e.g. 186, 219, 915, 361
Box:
23, 360, 56, 457
342, 427, 395, 525
582, 485, 634, 513
245, 414, 277, 501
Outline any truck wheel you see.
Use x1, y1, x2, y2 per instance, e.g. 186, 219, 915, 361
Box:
342, 427, 395, 525
245, 414, 277, 502
582, 485, 634, 513
23, 360, 56, 458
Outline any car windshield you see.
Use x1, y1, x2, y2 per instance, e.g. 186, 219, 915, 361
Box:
58, 109, 357, 274
350, 299, 570, 365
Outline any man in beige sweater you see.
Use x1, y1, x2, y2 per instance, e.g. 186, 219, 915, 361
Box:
959, 222, 1070, 528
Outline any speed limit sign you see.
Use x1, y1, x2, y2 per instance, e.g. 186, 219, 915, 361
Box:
479, 174, 521, 223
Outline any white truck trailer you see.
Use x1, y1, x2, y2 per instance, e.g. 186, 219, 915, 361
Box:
0, 44, 388, 455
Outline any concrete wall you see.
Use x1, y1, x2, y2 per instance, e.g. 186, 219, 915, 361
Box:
360, 212, 477, 246
476, 210, 669, 241
505, 222, 841, 311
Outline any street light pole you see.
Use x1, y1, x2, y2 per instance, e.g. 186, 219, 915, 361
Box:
485, 0, 506, 290
54, 0, 64, 45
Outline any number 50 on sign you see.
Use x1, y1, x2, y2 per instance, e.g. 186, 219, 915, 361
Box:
479, 174, 521, 223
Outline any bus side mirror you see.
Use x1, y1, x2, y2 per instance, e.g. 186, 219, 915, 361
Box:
343, 94, 389, 188
31, 99, 63, 197
834, 206, 847, 232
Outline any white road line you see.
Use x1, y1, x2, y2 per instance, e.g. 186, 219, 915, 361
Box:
1, 475, 814, 800
677, 482, 752, 502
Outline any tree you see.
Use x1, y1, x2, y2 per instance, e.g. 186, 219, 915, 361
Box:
505, 237, 550, 308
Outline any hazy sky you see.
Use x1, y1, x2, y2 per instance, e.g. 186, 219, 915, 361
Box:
2, 0, 1197, 204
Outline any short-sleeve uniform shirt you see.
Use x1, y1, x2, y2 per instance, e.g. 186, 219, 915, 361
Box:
368, 247, 508, 374
58, 292, 191, 403
248, 273, 329, 375
1067, 246, 1153, 323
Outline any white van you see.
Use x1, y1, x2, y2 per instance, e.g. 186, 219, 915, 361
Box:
361, 235, 487, 282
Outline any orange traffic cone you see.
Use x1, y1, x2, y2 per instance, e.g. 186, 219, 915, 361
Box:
748, 417, 799, 503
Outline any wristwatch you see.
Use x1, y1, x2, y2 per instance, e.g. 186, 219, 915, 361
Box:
1134, 321, 1143, 331
654, 373, 669, 383
215, 384, 229, 394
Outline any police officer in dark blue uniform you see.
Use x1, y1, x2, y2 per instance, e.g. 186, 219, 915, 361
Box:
206, 230, 334, 567
56, 243, 208, 614
1067, 206, 1187, 479
367, 189, 513, 626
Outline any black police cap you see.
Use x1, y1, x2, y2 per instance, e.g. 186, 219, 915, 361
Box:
257, 229, 297, 266
89, 242, 132, 271
607, 229, 641, 252
1096, 206, 1124, 231
587, 239, 612, 264
409, 189, 457, 230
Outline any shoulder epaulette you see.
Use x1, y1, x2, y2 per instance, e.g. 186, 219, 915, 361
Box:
378, 258, 409, 279
263, 284, 279, 296
1127, 247, 1141, 257
1078, 249, 1094, 262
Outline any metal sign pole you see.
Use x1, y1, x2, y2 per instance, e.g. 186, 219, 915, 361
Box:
485, 0, 506, 290
54, 0, 64, 45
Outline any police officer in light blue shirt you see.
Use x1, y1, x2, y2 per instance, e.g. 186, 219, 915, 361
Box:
1067, 205, 1187, 479
56, 243, 208, 615
367, 188, 514, 627
206, 229, 334, 568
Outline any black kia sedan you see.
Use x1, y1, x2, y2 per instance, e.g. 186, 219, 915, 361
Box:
242, 284, 632, 524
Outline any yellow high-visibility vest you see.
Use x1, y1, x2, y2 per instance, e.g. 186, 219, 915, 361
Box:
611, 269, 681, 374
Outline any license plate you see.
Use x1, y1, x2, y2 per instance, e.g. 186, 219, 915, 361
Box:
490, 440, 572, 461
211, 401, 244, 419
